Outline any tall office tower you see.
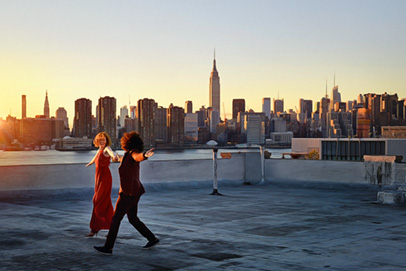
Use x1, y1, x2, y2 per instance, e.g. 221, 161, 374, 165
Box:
98, 96, 117, 143
137, 98, 156, 148
120, 105, 129, 127
299, 99, 313, 119
330, 86, 341, 110
232, 99, 245, 119
245, 113, 266, 145
209, 55, 220, 114
357, 94, 364, 105
319, 97, 329, 138
262, 98, 271, 119
155, 106, 168, 144
22, 95, 27, 119
185, 100, 193, 114
130, 105, 137, 119
73, 98, 92, 138
273, 98, 284, 114
184, 113, 198, 143
56, 107, 69, 129
44, 91, 50, 118
347, 101, 354, 111
196, 106, 208, 127
209, 109, 220, 133
167, 104, 184, 146
315, 101, 320, 113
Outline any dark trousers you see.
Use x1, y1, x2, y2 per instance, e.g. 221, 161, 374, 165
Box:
105, 192, 156, 249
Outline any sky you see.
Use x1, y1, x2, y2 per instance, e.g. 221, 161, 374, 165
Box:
1, 0, 405, 127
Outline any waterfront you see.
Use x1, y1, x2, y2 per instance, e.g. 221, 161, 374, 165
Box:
0, 148, 291, 166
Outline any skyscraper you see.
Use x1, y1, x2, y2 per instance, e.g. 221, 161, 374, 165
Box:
330, 86, 341, 110
209, 54, 220, 114
232, 99, 245, 119
74, 98, 92, 138
209, 109, 220, 134
44, 91, 50, 118
98, 96, 117, 143
137, 98, 156, 148
120, 105, 129, 127
167, 103, 184, 146
56, 107, 69, 129
262, 98, 271, 119
185, 100, 193, 114
22, 95, 26, 119
273, 98, 284, 114
155, 106, 168, 144
299, 99, 313, 119
319, 97, 329, 137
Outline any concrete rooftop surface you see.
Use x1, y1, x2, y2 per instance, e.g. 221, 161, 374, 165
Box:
1, 181, 406, 271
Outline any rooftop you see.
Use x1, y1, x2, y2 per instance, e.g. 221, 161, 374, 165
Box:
1, 180, 405, 271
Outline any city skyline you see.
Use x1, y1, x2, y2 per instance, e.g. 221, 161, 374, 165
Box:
1, 1, 405, 124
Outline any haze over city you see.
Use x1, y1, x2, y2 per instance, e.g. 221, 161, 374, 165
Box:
1, 0, 405, 127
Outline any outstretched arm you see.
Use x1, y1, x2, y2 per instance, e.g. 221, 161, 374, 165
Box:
132, 148, 155, 162
104, 146, 120, 162
86, 152, 98, 167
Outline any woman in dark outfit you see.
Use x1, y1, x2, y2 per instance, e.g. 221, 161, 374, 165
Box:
94, 131, 159, 254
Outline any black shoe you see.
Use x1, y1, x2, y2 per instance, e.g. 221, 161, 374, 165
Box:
143, 238, 159, 249
94, 246, 112, 255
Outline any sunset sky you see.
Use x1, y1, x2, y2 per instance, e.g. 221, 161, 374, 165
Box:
1, 0, 405, 127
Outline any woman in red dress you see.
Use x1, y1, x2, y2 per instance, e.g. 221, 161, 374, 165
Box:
85, 132, 119, 237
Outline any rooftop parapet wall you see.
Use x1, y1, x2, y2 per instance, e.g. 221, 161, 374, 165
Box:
3, 152, 405, 191
0, 154, 245, 191
264, 159, 366, 184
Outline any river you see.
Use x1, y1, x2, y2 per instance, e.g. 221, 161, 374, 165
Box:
0, 148, 291, 166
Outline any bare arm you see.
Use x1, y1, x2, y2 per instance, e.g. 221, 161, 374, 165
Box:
86, 152, 98, 167
104, 146, 120, 161
132, 148, 155, 162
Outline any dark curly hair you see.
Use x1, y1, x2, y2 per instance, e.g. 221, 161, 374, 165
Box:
120, 131, 144, 152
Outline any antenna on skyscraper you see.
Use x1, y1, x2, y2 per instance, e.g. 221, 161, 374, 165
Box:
129, 94, 131, 106
334, 72, 336, 87
214, 48, 216, 59
325, 79, 328, 98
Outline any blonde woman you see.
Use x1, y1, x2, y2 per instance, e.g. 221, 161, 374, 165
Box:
85, 132, 119, 237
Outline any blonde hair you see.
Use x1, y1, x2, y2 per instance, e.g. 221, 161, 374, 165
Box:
93, 132, 112, 147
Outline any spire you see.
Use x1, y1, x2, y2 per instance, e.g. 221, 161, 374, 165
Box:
44, 90, 50, 118
212, 48, 217, 73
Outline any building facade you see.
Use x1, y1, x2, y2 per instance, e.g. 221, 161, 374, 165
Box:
232, 99, 245, 120
74, 98, 92, 138
137, 98, 156, 148
209, 57, 220, 114
56, 107, 69, 130
44, 91, 50, 118
262, 98, 271, 119
273, 98, 284, 114
22, 95, 26, 119
167, 104, 184, 146
185, 101, 193, 114
98, 96, 117, 143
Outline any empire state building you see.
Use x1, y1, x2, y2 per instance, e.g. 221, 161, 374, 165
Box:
209, 55, 220, 113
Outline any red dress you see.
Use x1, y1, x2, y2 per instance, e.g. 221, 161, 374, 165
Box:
89, 148, 114, 232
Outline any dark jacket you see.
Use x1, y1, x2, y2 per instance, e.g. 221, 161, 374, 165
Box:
118, 151, 147, 197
